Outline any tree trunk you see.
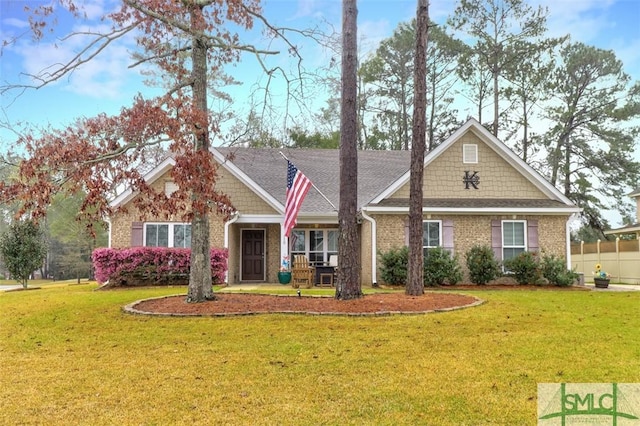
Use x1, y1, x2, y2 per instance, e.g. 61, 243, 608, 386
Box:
407, 0, 429, 296
563, 137, 572, 197
186, 6, 213, 302
492, 66, 499, 136
335, 0, 361, 300
401, 81, 410, 150
522, 97, 528, 162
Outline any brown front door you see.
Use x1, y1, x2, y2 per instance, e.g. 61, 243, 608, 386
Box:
241, 229, 264, 281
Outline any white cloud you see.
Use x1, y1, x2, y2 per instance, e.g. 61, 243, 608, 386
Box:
78, 0, 108, 20
613, 38, 640, 76
292, 0, 320, 20
2, 17, 30, 29
358, 19, 392, 55
536, 0, 617, 42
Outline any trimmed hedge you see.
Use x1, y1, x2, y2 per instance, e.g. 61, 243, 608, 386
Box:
92, 247, 228, 286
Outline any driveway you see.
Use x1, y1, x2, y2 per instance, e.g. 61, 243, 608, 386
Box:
0, 285, 24, 291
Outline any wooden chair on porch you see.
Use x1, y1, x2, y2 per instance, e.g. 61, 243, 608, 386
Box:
292, 255, 314, 289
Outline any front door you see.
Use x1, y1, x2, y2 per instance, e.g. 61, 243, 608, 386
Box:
241, 229, 265, 281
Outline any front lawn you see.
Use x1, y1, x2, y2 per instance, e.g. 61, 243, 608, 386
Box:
1, 284, 638, 425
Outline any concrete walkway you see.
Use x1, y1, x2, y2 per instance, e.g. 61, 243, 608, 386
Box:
583, 283, 640, 291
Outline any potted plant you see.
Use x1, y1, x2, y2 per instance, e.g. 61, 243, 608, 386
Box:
593, 263, 611, 288
278, 256, 291, 285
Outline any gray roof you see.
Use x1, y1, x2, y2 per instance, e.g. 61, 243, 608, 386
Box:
215, 148, 412, 213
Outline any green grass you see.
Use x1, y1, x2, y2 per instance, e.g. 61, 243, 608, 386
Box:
1, 284, 639, 425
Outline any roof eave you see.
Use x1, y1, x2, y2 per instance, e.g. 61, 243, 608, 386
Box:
363, 206, 582, 215
604, 225, 640, 235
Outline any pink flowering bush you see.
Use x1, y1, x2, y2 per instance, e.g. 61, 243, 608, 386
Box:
92, 247, 228, 286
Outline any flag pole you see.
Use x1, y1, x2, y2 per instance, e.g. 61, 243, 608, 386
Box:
279, 151, 337, 211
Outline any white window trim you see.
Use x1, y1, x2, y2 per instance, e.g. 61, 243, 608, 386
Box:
144, 222, 191, 248
463, 144, 478, 164
501, 220, 527, 260
423, 220, 442, 250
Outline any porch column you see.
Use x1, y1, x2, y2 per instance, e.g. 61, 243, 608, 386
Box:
224, 212, 239, 284
281, 223, 289, 269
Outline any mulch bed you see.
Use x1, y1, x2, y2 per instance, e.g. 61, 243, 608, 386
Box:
127, 291, 484, 317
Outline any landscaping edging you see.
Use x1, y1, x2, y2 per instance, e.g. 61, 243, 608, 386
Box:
122, 292, 485, 317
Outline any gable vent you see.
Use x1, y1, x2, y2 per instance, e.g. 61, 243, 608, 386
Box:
165, 181, 178, 196
463, 144, 478, 164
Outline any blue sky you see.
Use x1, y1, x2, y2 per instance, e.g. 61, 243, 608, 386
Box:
1, 0, 639, 146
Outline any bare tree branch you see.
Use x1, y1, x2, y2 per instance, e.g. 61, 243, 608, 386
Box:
1, 23, 139, 96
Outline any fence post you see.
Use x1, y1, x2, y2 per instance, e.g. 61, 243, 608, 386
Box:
580, 240, 585, 277
616, 237, 620, 283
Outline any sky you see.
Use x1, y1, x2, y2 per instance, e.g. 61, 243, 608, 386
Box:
1, 0, 640, 223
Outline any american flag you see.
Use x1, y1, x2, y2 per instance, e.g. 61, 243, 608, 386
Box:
284, 160, 312, 237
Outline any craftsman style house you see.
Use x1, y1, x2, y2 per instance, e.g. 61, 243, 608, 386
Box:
107, 118, 580, 285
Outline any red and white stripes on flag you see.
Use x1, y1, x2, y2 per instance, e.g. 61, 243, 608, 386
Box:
284, 160, 312, 237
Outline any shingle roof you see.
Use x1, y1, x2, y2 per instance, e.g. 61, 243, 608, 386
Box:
215, 147, 412, 213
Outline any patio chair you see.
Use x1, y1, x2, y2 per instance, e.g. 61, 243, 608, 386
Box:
292, 255, 314, 288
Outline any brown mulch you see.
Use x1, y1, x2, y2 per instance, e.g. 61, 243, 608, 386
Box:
127, 292, 483, 317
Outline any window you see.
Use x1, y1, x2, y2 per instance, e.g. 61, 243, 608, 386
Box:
422, 221, 441, 255
290, 228, 338, 265
463, 144, 478, 164
502, 220, 526, 262
145, 223, 191, 248
173, 224, 191, 248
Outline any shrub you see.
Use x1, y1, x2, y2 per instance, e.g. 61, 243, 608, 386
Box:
423, 247, 463, 286
465, 245, 501, 285
92, 247, 228, 286
379, 246, 409, 285
503, 251, 542, 285
541, 254, 579, 287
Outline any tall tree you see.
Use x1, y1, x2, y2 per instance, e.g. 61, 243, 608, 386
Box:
0, 220, 47, 288
407, 0, 429, 296
0, 0, 300, 302
455, 43, 492, 125
335, 0, 361, 300
502, 40, 556, 162
424, 24, 464, 150
360, 21, 415, 150
543, 42, 640, 233
288, 128, 339, 149
449, 0, 551, 136
360, 20, 461, 151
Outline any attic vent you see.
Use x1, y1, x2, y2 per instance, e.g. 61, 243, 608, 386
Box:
165, 181, 178, 196
463, 144, 478, 164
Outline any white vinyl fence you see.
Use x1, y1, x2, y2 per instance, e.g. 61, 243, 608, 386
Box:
571, 239, 640, 284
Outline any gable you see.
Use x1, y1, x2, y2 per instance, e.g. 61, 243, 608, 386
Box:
110, 155, 280, 216
390, 131, 547, 200
214, 166, 279, 215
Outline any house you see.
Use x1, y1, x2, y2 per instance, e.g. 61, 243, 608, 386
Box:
604, 187, 640, 239
107, 118, 581, 285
